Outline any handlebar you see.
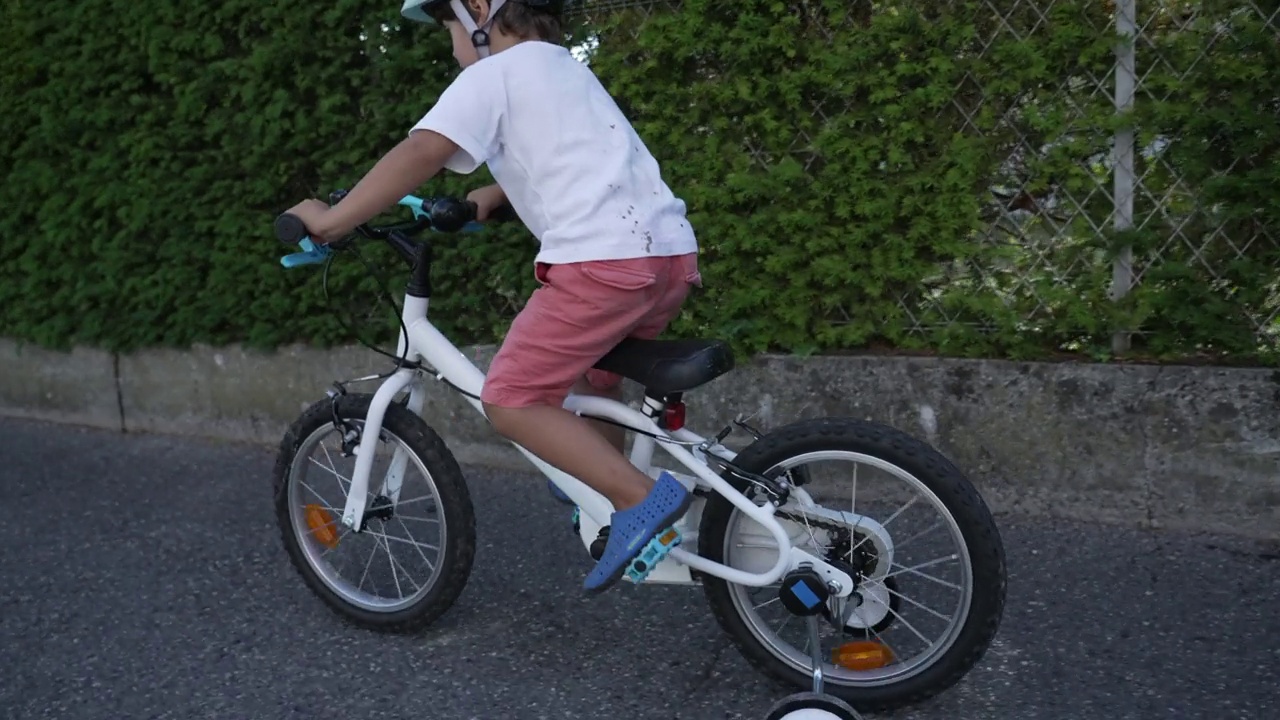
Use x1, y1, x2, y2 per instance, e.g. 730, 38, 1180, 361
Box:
274, 191, 517, 268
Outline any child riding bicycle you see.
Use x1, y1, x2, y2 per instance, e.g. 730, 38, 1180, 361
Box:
282, 0, 701, 594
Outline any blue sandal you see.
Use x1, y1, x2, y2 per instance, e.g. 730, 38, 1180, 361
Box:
583, 472, 692, 594
547, 479, 574, 505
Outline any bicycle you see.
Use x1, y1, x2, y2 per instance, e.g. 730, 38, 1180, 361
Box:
269, 190, 1008, 715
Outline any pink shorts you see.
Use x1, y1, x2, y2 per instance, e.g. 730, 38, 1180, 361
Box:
480, 252, 701, 409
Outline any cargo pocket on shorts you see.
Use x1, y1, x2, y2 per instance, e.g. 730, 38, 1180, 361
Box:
579, 260, 659, 291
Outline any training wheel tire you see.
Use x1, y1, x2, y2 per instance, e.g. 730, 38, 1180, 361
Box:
764, 692, 863, 720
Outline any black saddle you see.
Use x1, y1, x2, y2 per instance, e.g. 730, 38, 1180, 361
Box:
592, 338, 734, 396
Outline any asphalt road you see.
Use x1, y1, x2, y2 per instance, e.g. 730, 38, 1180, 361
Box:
1, 415, 1277, 720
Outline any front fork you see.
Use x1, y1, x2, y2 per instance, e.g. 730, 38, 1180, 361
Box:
336, 367, 423, 533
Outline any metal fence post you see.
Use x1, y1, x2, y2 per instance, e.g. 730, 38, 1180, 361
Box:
1111, 0, 1137, 354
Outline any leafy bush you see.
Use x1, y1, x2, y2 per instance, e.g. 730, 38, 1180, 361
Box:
0, 0, 1274, 365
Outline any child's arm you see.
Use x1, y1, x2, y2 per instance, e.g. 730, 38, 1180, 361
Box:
286, 129, 460, 243
466, 183, 508, 221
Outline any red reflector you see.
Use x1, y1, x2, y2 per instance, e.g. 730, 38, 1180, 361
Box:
663, 402, 686, 430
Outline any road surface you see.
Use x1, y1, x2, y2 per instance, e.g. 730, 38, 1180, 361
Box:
1, 416, 1276, 719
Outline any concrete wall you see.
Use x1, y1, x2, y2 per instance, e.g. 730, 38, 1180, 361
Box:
2, 338, 1277, 538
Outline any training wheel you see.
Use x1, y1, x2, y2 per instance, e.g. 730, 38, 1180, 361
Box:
764, 692, 863, 720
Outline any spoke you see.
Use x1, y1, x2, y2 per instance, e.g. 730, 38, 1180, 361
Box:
395, 516, 438, 574
849, 495, 921, 555
357, 536, 379, 592
869, 623, 902, 665
797, 505, 823, 551
753, 596, 781, 611
884, 556, 962, 591
380, 533, 404, 600
391, 495, 438, 510
365, 528, 441, 554
774, 611, 794, 638
317, 528, 351, 559
395, 514, 440, 524
879, 495, 921, 530
388, 546, 422, 593
851, 462, 858, 515
892, 520, 943, 551
298, 479, 336, 506
882, 582, 953, 623
315, 445, 351, 496
880, 596, 934, 648
305, 515, 341, 531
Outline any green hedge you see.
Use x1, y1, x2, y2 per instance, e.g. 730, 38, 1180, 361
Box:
1, 0, 1275, 365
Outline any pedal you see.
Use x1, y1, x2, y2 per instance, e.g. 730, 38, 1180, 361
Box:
571, 507, 580, 536
624, 526, 682, 583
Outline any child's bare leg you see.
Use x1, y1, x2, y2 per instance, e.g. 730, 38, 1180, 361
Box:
484, 402, 652, 510
570, 375, 626, 453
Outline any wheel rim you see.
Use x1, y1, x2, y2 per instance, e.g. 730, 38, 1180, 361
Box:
286, 420, 448, 613
723, 450, 975, 687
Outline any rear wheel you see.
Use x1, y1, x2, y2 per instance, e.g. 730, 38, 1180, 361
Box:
698, 417, 1006, 712
273, 393, 476, 633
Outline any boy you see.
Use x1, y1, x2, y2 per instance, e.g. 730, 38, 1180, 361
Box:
283, 0, 701, 594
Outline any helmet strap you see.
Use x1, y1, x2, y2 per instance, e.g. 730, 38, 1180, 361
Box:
449, 0, 508, 58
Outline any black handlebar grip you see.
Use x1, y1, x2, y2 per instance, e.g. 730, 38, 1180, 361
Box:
489, 202, 519, 223
274, 213, 308, 245
428, 198, 479, 233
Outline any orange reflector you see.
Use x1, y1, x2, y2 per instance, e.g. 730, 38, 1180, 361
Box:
659, 528, 680, 545
831, 640, 894, 671
304, 504, 340, 549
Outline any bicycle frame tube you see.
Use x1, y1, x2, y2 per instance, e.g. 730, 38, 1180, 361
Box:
336, 295, 854, 594
340, 295, 618, 533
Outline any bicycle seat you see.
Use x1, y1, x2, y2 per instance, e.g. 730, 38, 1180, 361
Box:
592, 338, 735, 395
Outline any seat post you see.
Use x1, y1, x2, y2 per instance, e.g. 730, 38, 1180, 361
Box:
645, 391, 684, 430
641, 391, 667, 421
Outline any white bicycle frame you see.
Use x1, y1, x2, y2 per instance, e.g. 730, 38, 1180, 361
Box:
333, 294, 862, 597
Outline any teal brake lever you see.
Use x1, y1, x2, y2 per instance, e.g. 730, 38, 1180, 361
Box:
280, 237, 333, 268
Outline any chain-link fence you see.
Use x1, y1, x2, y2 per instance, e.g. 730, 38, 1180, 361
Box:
566, 0, 1279, 359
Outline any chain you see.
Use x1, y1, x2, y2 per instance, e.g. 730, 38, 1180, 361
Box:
775, 509, 849, 535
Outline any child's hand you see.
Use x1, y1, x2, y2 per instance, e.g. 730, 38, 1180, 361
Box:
466, 184, 508, 221
285, 199, 337, 244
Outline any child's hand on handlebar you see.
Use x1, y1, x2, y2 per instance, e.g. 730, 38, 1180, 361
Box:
284, 198, 336, 244
466, 184, 508, 222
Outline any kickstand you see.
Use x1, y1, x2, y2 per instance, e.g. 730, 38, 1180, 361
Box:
806, 614, 824, 695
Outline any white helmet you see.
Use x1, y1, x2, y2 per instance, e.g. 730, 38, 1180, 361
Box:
400, 0, 562, 58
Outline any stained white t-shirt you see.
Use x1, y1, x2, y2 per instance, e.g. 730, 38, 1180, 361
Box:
409, 41, 698, 265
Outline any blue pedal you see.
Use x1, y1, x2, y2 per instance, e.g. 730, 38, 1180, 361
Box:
624, 526, 682, 583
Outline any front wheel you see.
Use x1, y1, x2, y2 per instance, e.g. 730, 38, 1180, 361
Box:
272, 393, 477, 633
698, 417, 1007, 713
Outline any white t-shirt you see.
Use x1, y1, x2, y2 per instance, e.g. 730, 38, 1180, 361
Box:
410, 41, 698, 265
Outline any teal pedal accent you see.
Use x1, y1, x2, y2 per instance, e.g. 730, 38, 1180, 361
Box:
624, 525, 682, 583
582, 472, 692, 593
571, 506, 580, 535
